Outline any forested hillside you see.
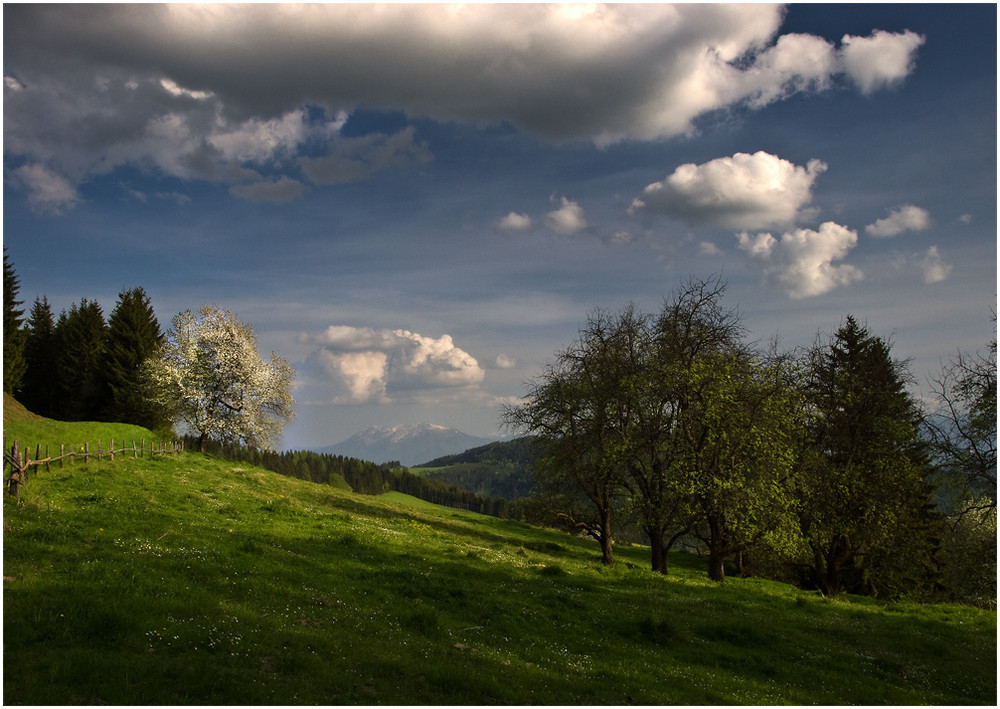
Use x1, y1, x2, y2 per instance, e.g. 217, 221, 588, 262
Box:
416, 437, 536, 499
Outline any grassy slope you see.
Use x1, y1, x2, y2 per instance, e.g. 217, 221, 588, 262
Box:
2, 413, 996, 705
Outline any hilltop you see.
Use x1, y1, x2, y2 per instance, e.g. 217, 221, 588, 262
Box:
2, 412, 996, 705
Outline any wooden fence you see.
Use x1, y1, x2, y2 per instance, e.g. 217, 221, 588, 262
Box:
3, 434, 184, 498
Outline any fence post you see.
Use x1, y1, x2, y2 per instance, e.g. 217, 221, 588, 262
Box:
9, 441, 22, 498
110, 438, 114, 462
84, 442, 89, 464
133, 440, 137, 459
8, 440, 20, 496
45, 445, 50, 473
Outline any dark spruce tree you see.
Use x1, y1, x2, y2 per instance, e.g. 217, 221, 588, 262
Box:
797, 315, 940, 598
3, 247, 27, 394
101, 287, 167, 430
55, 299, 109, 420
21, 296, 60, 417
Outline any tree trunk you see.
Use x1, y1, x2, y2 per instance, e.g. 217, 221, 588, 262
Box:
813, 535, 850, 596
707, 513, 727, 582
599, 507, 615, 565
198, 432, 208, 453
649, 527, 668, 574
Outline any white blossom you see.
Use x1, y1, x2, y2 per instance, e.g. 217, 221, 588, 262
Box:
148, 304, 295, 450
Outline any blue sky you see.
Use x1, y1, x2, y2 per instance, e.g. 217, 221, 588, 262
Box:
4, 4, 996, 450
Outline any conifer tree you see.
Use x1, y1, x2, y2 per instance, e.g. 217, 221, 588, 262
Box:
102, 287, 167, 430
3, 247, 27, 393
55, 298, 108, 420
797, 315, 939, 597
21, 296, 59, 417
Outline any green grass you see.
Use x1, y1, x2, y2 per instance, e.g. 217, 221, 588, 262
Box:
3, 414, 996, 705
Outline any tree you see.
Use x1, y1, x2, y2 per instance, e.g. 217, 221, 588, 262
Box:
21, 296, 59, 417
503, 305, 644, 564
148, 304, 296, 452
3, 247, 27, 393
681, 349, 803, 582
101, 287, 167, 430
925, 313, 996, 515
796, 316, 939, 597
622, 275, 750, 575
55, 298, 108, 420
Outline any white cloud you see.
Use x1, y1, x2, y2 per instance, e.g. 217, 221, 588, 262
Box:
839, 30, 925, 95
497, 212, 532, 231
3, 6, 924, 209
11, 163, 81, 213
495, 354, 516, 369
699, 241, 722, 256
545, 197, 588, 235
865, 204, 930, 237
737, 221, 864, 299
303, 325, 485, 404
630, 151, 827, 230
919, 245, 952, 284
318, 350, 389, 404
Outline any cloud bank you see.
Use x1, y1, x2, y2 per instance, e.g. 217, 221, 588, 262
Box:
300, 326, 485, 405
4, 5, 923, 211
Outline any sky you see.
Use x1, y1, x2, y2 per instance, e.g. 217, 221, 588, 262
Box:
3, 3, 996, 451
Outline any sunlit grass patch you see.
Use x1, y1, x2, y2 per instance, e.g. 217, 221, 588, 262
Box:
3, 419, 996, 705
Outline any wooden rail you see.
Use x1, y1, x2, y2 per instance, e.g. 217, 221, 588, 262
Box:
3, 434, 184, 498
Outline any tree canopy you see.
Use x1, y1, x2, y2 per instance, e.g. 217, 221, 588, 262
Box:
148, 304, 296, 452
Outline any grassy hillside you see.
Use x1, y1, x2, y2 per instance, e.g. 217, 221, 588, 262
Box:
3, 415, 996, 705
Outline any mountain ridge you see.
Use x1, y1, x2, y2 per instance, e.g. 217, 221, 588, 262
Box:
316, 423, 496, 466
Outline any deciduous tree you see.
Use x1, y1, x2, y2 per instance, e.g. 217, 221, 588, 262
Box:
503, 305, 644, 564
925, 314, 996, 514
148, 304, 296, 452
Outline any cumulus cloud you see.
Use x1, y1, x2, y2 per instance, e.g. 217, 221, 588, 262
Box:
302, 325, 485, 405
545, 197, 588, 235
737, 221, 864, 298
495, 354, 517, 369
865, 204, 930, 237
497, 212, 533, 231
4, 5, 922, 209
840, 30, 925, 94
545, 197, 587, 236
919, 245, 952, 283
630, 151, 827, 230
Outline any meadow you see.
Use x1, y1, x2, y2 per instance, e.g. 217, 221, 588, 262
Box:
2, 411, 996, 705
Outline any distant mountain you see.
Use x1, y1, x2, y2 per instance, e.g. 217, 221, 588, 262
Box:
317, 424, 495, 467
